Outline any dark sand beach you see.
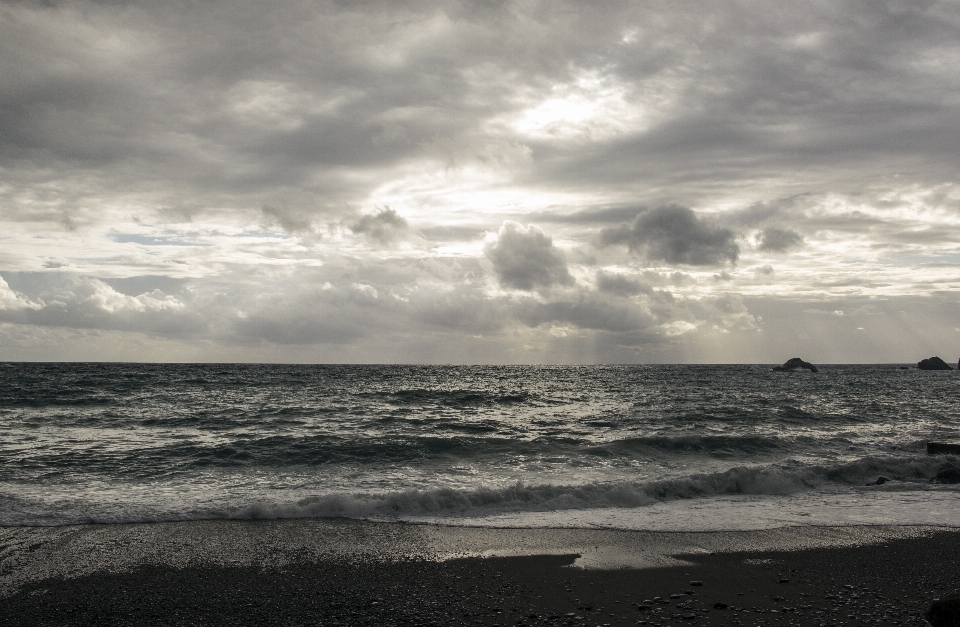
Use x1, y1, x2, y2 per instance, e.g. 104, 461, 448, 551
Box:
1, 522, 958, 626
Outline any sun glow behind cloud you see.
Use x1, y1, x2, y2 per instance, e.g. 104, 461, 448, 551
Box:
492, 69, 653, 142
1, 0, 959, 363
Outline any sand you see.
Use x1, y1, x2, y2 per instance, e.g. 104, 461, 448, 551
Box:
1, 521, 958, 626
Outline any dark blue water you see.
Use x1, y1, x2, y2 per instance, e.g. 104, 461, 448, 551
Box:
1, 363, 958, 528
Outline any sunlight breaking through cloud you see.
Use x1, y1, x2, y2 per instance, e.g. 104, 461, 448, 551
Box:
0, 0, 958, 362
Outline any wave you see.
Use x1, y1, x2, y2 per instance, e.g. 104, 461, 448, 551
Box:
5, 454, 956, 527
1, 433, 800, 481
221, 454, 959, 521
587, 434, 783, 455
358, 388, 532, 407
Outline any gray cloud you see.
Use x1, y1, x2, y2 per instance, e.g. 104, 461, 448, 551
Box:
231, 285, 385, 345
595, 271, 654, 296
599, 205, 740, 266
757, 227, 803, 252
694, 294, 759, 332
262, 204, 317, 235
349, 208, 409, 245
1, 0, 959, 362
528, 206, 647, 225
513, 295, 658, 334
484, 221, 574, 291
417, 225, 485, 242
724, 196, 812, 228
0, 272, 206, 335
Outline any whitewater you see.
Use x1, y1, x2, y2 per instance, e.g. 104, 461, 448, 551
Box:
1, 363, 958, 531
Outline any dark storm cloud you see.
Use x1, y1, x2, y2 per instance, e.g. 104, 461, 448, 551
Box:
484, 221, 574, 291
757, 227, 804, 252
599, 205, 740, 267
349, 208, 409, 245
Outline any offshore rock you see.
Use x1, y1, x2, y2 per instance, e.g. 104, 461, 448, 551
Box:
930, 466, 960, 484
918, 357, 953, 370
928, 442, 960, 455
925, 592, 960, 627
772, 358, 818, 373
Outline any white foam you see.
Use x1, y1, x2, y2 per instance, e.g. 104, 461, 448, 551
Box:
2, 454, 957, 528
404, 487, 960, 532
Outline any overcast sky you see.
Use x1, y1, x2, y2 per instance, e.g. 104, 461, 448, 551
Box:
1, 0, 958, 363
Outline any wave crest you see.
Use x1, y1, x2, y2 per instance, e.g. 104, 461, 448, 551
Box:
220, 454, 959, 522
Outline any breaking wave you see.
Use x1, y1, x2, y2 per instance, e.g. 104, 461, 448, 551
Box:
5, 454, 956, 527
220, 454, 959, 522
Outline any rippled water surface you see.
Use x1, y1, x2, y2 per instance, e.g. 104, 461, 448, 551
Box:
1, 363, 958, 527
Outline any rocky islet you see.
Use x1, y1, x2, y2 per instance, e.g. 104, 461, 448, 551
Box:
917, 357, 954, 371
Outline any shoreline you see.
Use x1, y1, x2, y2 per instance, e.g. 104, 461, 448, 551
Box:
2, 521, 959, 626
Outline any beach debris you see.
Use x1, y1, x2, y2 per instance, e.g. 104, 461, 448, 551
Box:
925, 593, 960, 627
930, 466, 960, 484
772, 358, 818, 373
918, 357, 954, 370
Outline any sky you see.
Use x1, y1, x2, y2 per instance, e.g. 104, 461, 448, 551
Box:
1, 0, 959, 364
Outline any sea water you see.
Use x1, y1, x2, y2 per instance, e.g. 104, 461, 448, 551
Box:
1, 363, 958, 531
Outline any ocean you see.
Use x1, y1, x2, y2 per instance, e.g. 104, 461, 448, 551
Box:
2, 363, 958, 531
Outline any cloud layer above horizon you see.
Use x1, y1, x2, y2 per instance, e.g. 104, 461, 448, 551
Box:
1, 0, 959, 363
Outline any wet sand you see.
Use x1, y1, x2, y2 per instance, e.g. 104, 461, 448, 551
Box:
1, 522, 958, 626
